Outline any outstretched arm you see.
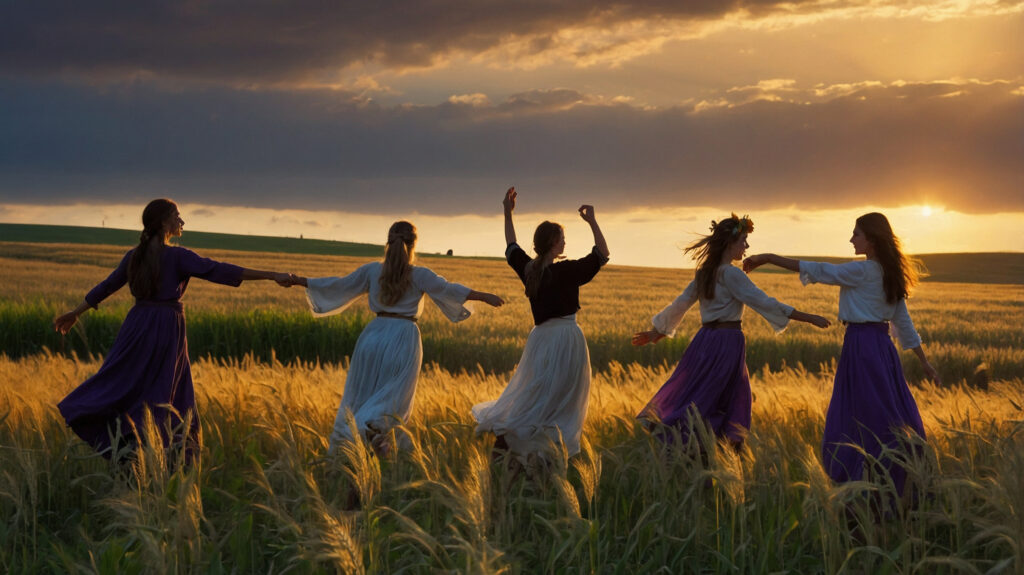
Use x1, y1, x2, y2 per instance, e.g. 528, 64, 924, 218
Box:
503, 187, 517, 246
240, 268, 294, 286
466, 290, 505, 307
788, 309, 831, 328
54, 300, 93, 335
743, 253, 800, 273
579, 205, 609, 258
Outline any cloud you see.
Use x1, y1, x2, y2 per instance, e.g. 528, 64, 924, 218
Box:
0, 79, 1021, 215
190, 208, 216, 217
4, 1, 1019, 86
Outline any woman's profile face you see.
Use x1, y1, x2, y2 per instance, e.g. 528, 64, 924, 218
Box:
552, 230, 565, 257
164, 210, 185, 238
850, 226, 871, 256
729, 233, 749, 262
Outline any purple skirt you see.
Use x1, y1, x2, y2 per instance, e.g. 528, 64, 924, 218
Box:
637, 327, 750, 444
823, 323, 926, 492
57, 301, 198, 459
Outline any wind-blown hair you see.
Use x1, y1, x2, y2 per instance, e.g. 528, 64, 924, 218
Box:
686, 213, 754, 300
127, 199, 177, 300
524, 221, 564, 299
855, 212, 921, 303
379, 221, 417, 306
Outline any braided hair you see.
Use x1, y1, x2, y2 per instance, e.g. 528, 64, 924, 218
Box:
379, 221, 417, 306
523, 221, 564, 299
127, 199, 177, 299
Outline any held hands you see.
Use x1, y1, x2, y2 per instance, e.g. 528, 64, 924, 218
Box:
503, 187, 517, 214
578, 204, 597, 224
632, 330, 666, 346
53, 311, 79, 335
273, 272, 294, 287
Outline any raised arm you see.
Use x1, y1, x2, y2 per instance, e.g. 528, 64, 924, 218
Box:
743, 253, 800, 273
503, 187, 517, 246
578, 205, 609, 258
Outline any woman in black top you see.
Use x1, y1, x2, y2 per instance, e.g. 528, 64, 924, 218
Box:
472, 187, 610, 461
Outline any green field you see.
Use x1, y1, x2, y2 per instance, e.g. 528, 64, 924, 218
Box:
1, 235, 1022, 573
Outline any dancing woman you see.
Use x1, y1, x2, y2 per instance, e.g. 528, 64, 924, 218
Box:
472, 187, 610, 460
289, 221, 504, 453
55, 199, 294, 461
743, 212, 938, 492
633, 214, 830, 449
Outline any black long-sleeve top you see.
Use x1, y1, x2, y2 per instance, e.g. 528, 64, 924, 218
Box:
506, 242, 608, 325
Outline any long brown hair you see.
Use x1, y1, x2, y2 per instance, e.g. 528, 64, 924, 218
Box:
524, 221, 563, 299
685, 213, 753, 300
856, 212, 921, 303
379, 221, 417, 306
127, 199, 177, 299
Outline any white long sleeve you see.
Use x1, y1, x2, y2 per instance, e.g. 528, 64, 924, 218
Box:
799, 259, 923, 349
305, 263, 374, 317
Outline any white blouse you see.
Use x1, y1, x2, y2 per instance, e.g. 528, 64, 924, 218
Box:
652, 264, 795, 336
799, 259, 921, 349
305, 262, 472, 322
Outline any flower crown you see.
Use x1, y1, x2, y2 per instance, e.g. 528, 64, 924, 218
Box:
710, 213, 754, 237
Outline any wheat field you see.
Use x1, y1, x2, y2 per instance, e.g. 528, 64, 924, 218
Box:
1, 241, 1022, 573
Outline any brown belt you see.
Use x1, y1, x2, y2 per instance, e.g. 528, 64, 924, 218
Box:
377, 311, 417, 322
702, 320, 742, 330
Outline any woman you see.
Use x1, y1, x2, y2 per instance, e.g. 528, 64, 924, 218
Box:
472, 187, 610, 460
743, 212, 939, 493
54, 199, 293, 461
633, 214, 830, 450
290, 221, 504, 454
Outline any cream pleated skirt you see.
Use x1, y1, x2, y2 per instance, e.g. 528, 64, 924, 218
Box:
472, 315, 591, 456
329, 317, 423, 452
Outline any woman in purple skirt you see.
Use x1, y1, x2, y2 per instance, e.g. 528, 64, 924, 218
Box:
744, 212, 940, 493
633, 213, 830, 450
54, 199, 293, 461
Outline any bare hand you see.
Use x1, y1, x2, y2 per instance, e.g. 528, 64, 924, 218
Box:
808, 314, 831, 329
921, 361, 941, 385
481, 293, 505, 307
578, 204, 597, 224
273, 272, 294, 287
742, 254, 767, 273
632, 330, 666, 346
54, 311, 79, 335
503, 187, 517, 213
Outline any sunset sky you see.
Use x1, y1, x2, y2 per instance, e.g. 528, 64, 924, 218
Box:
2, 1, 1022, 267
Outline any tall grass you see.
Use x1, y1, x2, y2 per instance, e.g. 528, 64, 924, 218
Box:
1, 354, 1021, 573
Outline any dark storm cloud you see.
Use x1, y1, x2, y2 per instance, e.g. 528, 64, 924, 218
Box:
2, 0, 829, 83
1, 79, 1020, 214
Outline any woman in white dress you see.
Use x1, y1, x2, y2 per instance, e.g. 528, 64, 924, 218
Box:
291, 221, 504, 453
633, 214, 830, 450
473, 187, 610, 460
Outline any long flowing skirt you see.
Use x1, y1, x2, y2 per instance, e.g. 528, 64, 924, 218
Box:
823, 323, 926, 493
57, 301, 197, 459
473, 316, 591, 456
637, 327, 750, 445
328, 317, 422, 452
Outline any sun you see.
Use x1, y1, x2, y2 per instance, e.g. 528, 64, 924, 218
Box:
921, 205, 933, 217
